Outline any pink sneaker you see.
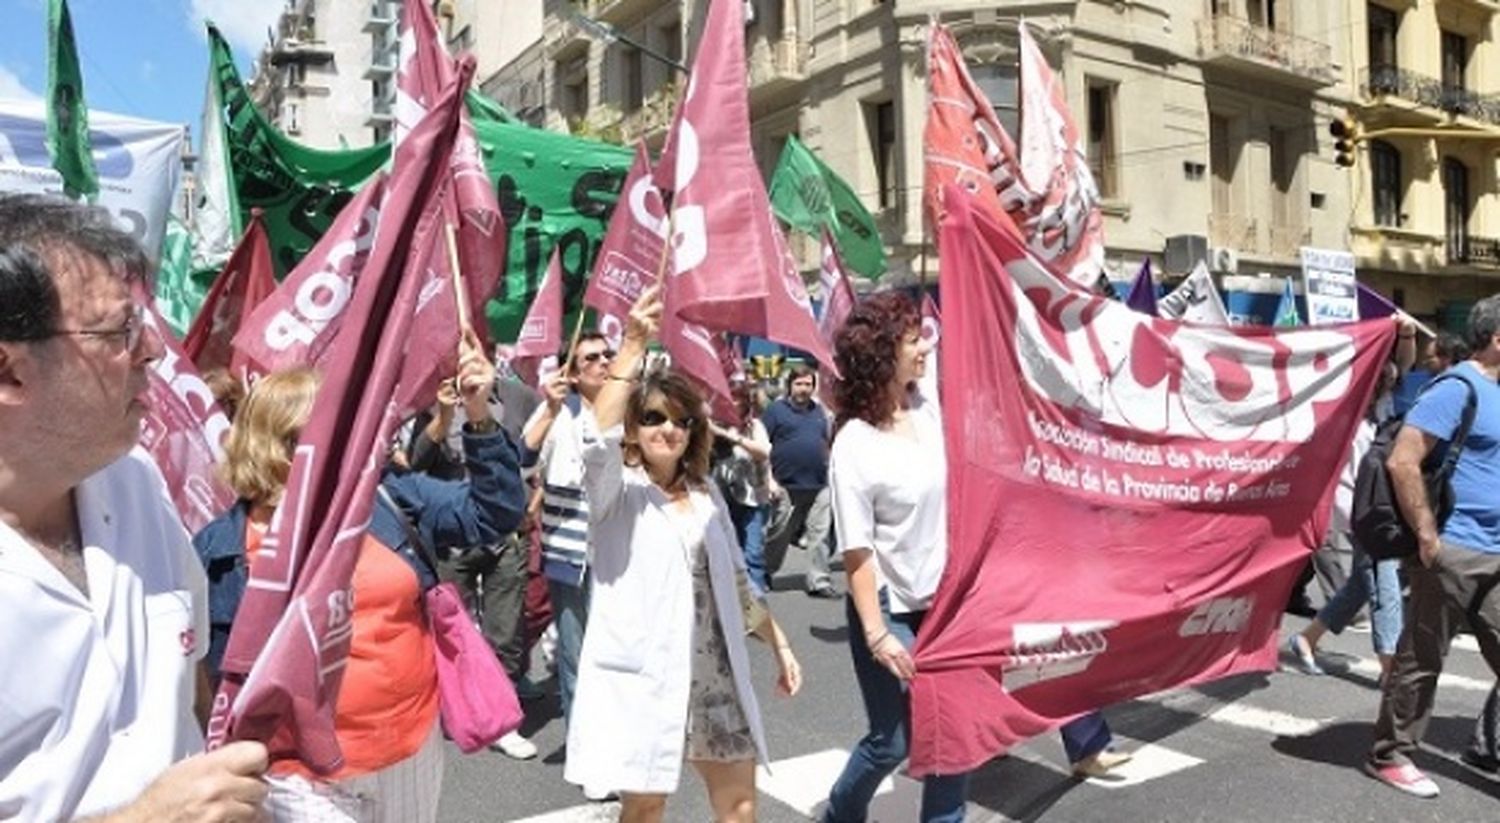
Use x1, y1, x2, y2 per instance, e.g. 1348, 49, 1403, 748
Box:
1364, 761, 1440, 798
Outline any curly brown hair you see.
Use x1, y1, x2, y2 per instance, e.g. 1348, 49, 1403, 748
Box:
833, 291, 919, 432
621, 369, 714, 489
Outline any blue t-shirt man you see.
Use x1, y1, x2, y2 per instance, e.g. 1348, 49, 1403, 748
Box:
763, 383, 830, 491
1405, 361, 1500, 554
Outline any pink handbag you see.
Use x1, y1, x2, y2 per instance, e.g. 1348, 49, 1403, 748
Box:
425, 580, 523, 753
379, 486, 522, 753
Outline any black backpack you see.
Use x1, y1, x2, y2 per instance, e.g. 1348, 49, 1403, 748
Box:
1351, 373, 1478, 561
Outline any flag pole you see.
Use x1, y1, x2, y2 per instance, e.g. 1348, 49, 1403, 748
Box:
444, 222, 471, 332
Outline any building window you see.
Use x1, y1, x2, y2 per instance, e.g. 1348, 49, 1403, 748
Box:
1367, 3, 1399, 72
1268, 125, 1297, 228
1086, 80, 1118, 199
282, 102, 301, 134
1246, 0, 1284, 31
1444, 157, 1470, 262
1369, 140, 1402, 228
969, 62, 1019, 142
285, 62, 305, 88
1442, 30, 1468, 94
557, 55, 588, 123
866, 100, 897, 210
1209, 113, 1233, 215
661, 20, 682, 67
621, 46, 644, 113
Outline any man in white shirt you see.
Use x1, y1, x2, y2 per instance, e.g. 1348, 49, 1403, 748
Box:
0, 194, 267, 821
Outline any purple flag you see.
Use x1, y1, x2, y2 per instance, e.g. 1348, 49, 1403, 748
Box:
1124, 259, 1158, 315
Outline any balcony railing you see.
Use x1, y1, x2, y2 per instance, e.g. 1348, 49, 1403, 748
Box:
1451, 234, 1500, 266
1362, 65, 1500, 125
1209, 212, 1258, 253
749, 37, 808, 91
1267, 223, 1311, 259
1196, 15, 1335, 87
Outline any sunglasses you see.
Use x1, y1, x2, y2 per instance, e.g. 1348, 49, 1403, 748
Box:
638, 409, 697, 429
579, 349, 617, 365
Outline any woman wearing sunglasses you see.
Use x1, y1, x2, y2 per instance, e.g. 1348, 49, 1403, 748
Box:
564, 285, 802, 822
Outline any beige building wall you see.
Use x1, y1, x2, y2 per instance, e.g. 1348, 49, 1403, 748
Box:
250, 0, 392, 149
1347, 0, 1500, 325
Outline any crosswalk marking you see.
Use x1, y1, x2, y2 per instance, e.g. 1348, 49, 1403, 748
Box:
514, 647, 1491, 821
1088, 741, 1205, 789
1346, 658, 1494, 692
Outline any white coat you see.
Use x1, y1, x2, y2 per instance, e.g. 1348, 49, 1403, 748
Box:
563, 421, 770, 794
0, 448, 208, 820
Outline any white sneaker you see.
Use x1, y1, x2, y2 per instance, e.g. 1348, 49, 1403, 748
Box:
583, 785, 618, 802
490, 730, 537, 760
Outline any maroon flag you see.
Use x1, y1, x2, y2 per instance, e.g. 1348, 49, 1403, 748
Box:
183, 210, 276, 376
920, 292, 942, 346
904, 189, 1393, 776
511, 246, 564, 386
815, 230, 856, 410
656, 0, 834, 373
207, 61, 476, 773
136, 294, 236, 536
231, 176, 388, 377
394, 0, 506, 356
584, 141, 737, 416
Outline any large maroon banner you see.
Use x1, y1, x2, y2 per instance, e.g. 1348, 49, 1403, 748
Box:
906, 191, 1395, 776
138, 300, 236, 535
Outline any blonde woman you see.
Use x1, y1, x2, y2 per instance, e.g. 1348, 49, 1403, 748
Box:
194, 337, 525, 822
564, 286, 802, 822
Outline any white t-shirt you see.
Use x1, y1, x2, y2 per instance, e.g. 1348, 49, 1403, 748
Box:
829, 392, 947, 613
0, 448, 209, 820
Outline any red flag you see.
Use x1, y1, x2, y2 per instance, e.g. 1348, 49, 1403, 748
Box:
136, 295, 236, 536
922, 23, 1015, 236
584, 141, 737, 418
1013, 22, 1106, 286
394, 0, 507, 354
183, 210, 276, 376
904, 189, 1394, 776
920, 292, 942, 346
511, 246, 564, 386
922, 22, 1105, 286
656, 0, 834, 373
208, 61, 478, 773
815, 230, 856, 410
231, 176, 388, 377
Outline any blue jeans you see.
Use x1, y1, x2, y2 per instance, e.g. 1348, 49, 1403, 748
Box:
729, 501, 769, 594
1060, 711, 1113, 764
547, 577, 590, 729
1314, 540, 1403, 655
825, 594, 970, 823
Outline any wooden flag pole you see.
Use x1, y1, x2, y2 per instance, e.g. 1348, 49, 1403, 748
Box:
444, 222, 472, 333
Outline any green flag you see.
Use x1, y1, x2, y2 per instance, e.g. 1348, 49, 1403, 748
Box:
470, 116, 633, 341
154, 215, 211, 337
46, 0, 97, 199
768, 136, 885, 279
205, 24, 389, 276
1273, 279, 1302, 327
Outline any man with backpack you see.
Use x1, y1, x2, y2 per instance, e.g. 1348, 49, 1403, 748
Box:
1366, 295, 1500, 798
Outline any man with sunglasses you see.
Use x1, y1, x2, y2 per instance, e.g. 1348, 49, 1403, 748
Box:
0, 194, 268, 820
520, 330, 617, 801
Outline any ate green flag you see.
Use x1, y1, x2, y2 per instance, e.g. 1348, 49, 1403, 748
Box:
46, 0, 97, 199
1273, 279, 1302, 327
767, 136, 885, 279
154, 216, 213, 337
206, 24, 390, 276
470, 116, 633, 341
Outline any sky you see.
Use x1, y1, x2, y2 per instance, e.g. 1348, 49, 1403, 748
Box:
0, 0, 281, 146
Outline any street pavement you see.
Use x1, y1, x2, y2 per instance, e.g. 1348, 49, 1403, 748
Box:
438, 552, 1500, 821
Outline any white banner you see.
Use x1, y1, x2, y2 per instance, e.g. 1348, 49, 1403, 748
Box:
1299, 247, 1359, 325
0, 97, 182, 258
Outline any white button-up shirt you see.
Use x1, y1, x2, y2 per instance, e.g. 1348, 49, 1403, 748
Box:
0, 448, 209, 821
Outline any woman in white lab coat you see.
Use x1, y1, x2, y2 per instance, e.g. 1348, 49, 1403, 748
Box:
564, 286, 802, 823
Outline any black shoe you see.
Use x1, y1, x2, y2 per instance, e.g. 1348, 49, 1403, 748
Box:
1284, 600, 1317, 618
1461, 750, 1500, 775
807, 583, 840, 599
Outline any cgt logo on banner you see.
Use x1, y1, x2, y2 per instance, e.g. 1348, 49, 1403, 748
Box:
902, 190, 1396, 778
0, 98, 181, 256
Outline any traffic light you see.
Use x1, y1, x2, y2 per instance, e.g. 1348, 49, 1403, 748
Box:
1330, 116, 1359, 168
